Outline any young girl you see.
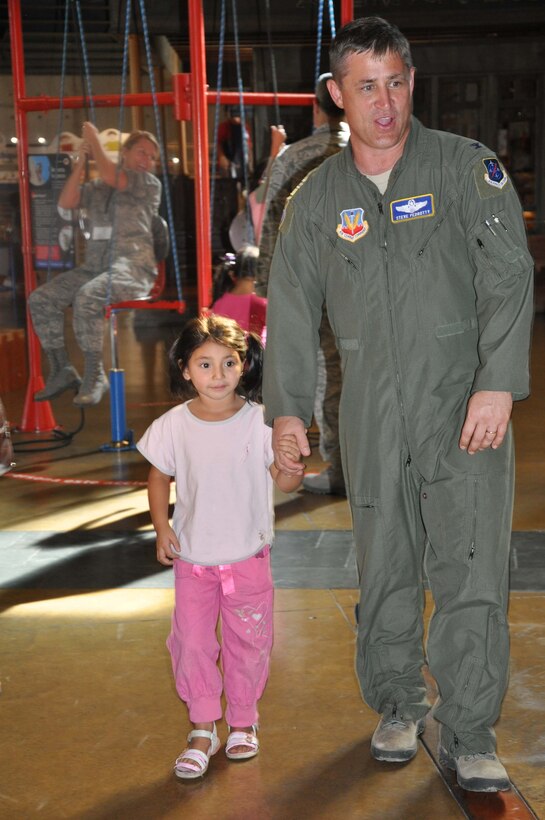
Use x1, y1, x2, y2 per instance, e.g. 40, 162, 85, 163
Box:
211, 245, 267, 345
137, 315, 302, 780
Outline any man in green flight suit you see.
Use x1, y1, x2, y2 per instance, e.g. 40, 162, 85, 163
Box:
263, 16, 534, 792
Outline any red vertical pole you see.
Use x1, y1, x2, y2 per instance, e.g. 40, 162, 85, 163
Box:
8, 0, 57, 431
188, 0, 212, 312
340, 0, 354, 26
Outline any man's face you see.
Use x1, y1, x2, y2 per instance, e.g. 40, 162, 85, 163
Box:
328, 49, 414, 159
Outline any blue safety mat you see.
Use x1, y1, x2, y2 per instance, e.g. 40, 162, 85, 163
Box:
0, 530, 543, 591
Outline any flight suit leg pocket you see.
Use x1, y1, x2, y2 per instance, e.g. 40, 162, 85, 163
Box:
420, 475, 478, 606
350, 496, 382, 584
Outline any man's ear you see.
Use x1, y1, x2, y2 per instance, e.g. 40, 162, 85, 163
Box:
327, 77, 343, 109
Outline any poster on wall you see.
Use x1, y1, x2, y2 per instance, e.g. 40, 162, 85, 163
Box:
28, 153, 75, 270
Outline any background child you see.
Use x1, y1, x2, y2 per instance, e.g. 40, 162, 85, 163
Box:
137, 315, 302, 780
211, 245, 268, 344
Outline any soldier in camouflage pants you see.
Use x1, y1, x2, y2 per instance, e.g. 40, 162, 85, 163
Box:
29, 123, 162, 406
256, 74, 349, 494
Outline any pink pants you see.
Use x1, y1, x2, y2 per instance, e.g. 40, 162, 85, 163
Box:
167, 547, 274, 727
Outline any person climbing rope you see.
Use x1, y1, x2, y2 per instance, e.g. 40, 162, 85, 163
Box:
28, 123, 162, 407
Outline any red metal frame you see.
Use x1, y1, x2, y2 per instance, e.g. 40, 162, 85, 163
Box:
7, 0, 353, 432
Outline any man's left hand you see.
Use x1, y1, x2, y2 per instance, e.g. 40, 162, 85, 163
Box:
459, 390, 513, 454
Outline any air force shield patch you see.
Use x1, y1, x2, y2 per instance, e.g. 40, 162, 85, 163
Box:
483, 158, 508, 189
336, 208, 369, 242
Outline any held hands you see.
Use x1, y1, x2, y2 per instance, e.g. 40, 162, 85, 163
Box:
156, 526, 182, 566
459, 390, 513, 454
272, 416, 310, 477
276, 433, 305, 472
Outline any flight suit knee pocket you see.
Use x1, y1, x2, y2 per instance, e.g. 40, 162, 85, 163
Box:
421, 475, 507, 592
351, 496, 382, 581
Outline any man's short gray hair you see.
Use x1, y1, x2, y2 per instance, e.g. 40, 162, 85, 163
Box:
330, 16, 414, 81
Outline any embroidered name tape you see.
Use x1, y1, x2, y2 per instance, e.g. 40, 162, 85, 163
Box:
336, 208, 369, 242
391, 194, 435, 223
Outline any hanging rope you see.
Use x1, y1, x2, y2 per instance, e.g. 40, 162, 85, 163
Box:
314, 0, 324, 87
136, 0, 183, 302
73, 0, 96, 125
104, 0, 131, 307
230, 0, 255, 245
104, 0, 183, 306
314, 0, 336, 86
263, 0, 280, 127
210, 0, 227, 244
46, 0, 71, 283
328, 0, 336, 40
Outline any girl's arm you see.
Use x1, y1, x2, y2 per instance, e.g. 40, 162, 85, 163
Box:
269, 434, 304, 493
82, 121, 129, 190
147, 465, 181, 565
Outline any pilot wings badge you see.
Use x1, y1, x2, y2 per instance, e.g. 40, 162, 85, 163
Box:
336, 208, 369, 242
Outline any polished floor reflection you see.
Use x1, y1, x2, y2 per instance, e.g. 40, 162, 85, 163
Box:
1, 308, 544, 819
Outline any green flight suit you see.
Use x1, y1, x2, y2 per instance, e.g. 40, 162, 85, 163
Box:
263, 117, 534, 756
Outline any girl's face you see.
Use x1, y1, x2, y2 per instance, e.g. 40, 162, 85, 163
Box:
182, 339, 243, 402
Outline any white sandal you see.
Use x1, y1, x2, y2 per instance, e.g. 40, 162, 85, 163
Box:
225, 725, 259, 761
174, 724, 221, 779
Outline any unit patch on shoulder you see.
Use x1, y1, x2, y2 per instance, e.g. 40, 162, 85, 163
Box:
336, 208, 369, 242
473, 157, 511, 199
390, 194, 434, 223
482, 158, 508, 190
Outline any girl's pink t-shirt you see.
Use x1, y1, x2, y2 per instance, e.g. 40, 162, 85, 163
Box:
137, 401, 274, 566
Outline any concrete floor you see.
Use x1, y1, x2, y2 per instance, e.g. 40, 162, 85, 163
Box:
1, 307, 544, 819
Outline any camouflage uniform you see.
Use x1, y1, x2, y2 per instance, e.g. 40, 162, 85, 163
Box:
256, 123, 349, 477
29, 169, 161, 354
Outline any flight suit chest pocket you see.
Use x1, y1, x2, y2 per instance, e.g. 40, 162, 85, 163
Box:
325, 239, 367, 342
474, 209, 529, 282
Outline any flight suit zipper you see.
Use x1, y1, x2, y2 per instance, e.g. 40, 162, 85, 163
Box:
416, 200, 455, 256
378, 200, 412, 466
468, 478, 478, 561
417, 215, 446, 256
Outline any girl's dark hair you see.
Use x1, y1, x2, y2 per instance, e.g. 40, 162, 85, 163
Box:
169, 315, 264, 402
211, 244, 259, 303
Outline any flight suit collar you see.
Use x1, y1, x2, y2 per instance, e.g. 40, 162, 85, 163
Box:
339, 116, 429, 189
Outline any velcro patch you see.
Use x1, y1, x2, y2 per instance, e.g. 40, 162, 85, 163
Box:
482, 158, 507, 189
390, 194, 434, 222
336, 208, 369, 242
473, 157, 511, 200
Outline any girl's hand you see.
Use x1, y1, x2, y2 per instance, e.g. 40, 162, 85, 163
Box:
156, 526, 182, 566
276, 433, 303, 466
272, 418, 309, 476
270, 434, 304, 493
